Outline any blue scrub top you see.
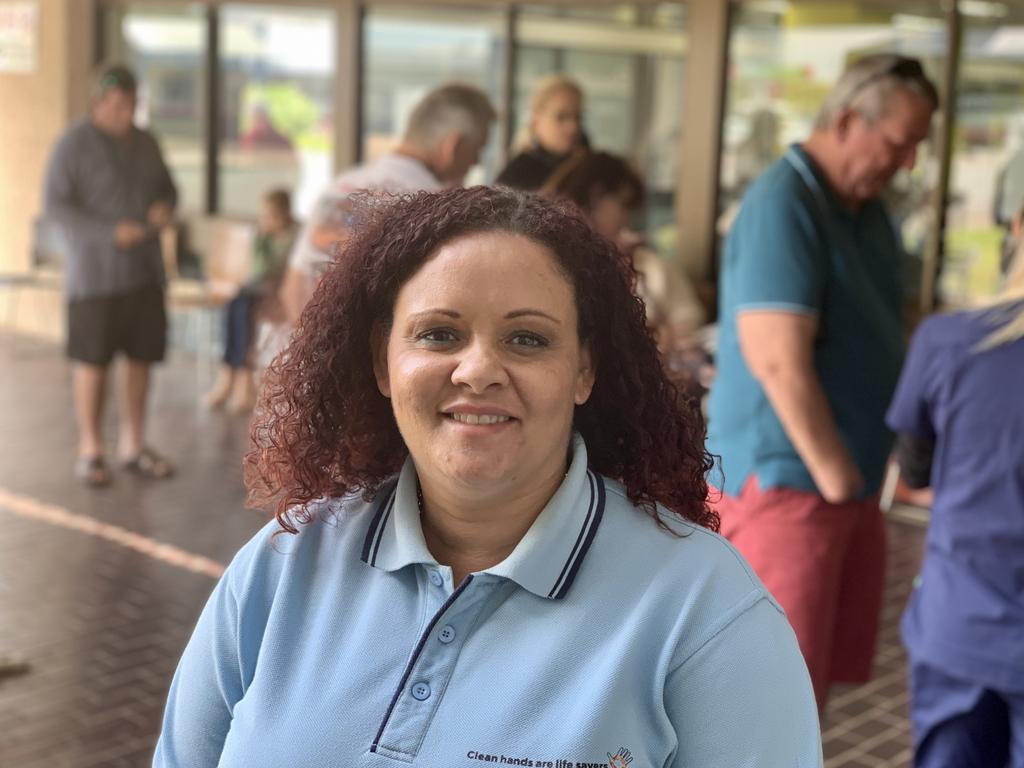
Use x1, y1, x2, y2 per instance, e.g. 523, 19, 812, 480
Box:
886, 305, 1024, 693
154, 435, 822, 767
708, 144, 904, 496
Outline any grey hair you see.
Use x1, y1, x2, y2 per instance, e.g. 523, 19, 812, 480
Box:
402, 83, 496, 151
815, 54, 938, 131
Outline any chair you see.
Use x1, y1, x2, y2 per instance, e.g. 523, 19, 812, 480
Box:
164, 219, 255, 380
0, 218, 66, 344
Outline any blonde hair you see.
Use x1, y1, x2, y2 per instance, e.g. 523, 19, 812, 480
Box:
974, 222, 1024, 351
512, 75, 583, 152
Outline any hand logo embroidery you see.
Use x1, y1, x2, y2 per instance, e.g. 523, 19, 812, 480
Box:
607, 748, 633, 768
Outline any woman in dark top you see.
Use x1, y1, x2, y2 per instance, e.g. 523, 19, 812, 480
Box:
496, 75, 585, 191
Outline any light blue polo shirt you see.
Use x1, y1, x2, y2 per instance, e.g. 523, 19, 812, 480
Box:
708, 144, 904, 497
154, 435, 821, 768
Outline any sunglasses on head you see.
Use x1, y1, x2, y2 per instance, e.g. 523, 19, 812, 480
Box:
99, 70, 136, 94
844, 56, 927, 108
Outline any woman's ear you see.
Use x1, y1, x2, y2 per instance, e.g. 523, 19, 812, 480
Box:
370, 324, 391, 398
574, 343, 596, 406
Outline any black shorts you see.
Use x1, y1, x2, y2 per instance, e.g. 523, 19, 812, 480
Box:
67, 285, 167, 366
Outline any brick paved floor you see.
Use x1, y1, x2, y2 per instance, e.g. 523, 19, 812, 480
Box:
0, 331, 927, 767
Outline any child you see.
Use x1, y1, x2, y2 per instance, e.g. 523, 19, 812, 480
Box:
204, 188, 297, 412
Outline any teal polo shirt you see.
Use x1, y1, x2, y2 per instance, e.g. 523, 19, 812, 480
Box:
154, 435, 821, 767
708, 144, 904, 497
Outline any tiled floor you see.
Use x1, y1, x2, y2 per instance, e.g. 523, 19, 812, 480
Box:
0, 330, 926, 767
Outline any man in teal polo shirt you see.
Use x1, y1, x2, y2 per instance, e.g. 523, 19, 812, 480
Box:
708, 54, 937, 710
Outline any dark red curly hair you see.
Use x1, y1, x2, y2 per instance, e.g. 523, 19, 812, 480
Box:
245, 186, 717, 533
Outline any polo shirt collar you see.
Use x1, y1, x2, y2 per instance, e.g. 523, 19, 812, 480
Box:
359, 433, 605, 600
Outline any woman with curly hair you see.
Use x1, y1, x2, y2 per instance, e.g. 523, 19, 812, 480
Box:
154, 186, 820, 767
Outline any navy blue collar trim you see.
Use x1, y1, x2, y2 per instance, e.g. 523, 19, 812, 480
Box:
548, 470, 605, 599
360, 484, 398, 566
359, 471, 607, 599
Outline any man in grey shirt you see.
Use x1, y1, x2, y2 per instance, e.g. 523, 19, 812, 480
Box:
44, 65, 177, 486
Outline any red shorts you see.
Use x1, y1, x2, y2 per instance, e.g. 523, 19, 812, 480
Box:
712, 476, 886, 708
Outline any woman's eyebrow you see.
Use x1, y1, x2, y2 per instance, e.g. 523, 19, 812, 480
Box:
408, 309, 461, 321
505, 309, 561, 324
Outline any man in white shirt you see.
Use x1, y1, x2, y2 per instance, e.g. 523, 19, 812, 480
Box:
280, 84, 496, 323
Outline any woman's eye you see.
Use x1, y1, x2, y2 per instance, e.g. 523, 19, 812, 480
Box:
417, 328, 458, 344
509, 332, 548, 349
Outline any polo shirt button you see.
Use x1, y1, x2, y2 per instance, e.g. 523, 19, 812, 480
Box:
438, 625, 456, 644
429, 571, 443, 587
411, 682, 431, 701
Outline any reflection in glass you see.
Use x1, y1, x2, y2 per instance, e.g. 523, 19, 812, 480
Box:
218, 5, 335, 218
112, 6, 207, 213
943, 14, 1024, 306
362, 7, 505, 185
720, 4, 947, 308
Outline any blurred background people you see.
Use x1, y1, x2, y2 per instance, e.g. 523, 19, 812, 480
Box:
543, 150, 708, 398
496, 74, 586, 191
204, 188, 297, 413
886, 225, 1024, 768
707, 54, 938, 710
239, 105, 294, 151
279, 83, 495, 325
44, 64, 178, 486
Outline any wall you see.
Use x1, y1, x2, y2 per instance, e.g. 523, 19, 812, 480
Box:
0, 0, 92, 336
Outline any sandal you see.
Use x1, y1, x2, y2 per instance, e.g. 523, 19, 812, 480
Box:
119, 448, 175, 480
0, 653, 31, 681
75, 455, 112, 487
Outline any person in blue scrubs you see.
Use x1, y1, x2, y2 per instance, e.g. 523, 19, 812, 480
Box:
887, 240, 1024, 768
153, 187, 821, 767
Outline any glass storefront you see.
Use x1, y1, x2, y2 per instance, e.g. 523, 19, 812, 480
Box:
362, 6, 506, 185
217, 5, 336, 218
97, 0, 1021, 314
943, 8, 1024, 306
105, 5, 208, 213
514, 5, 686, 251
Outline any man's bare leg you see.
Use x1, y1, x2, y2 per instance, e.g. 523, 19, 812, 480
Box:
73, 362, 107, 458
117, 358, 173, 477
72, 362, 111, 485
117, 358, 149, 460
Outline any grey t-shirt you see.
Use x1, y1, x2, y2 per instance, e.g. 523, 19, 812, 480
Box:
44, 118, 177, 299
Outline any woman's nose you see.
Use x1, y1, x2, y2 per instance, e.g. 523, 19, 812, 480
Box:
450, 340, 510, 392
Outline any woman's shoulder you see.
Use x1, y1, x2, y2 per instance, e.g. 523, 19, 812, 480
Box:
222, 492, 387, 592
912, 306, 1011, 354
597, 478, 774, 602
593, 478, 787, 662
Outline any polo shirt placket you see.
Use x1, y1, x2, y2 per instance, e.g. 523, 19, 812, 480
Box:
360, 447, 605, 762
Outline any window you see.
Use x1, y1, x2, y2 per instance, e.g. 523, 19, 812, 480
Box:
105, 5, 207, 213
513, 5, 687, 251
942, 8, 1024, 306
218, 5, 336, 218
362, 7, 506, 185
